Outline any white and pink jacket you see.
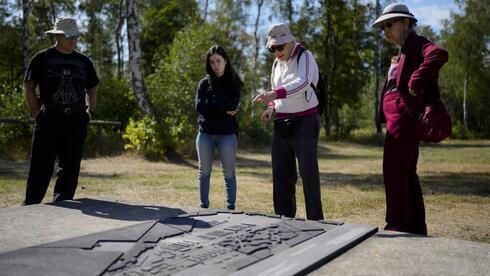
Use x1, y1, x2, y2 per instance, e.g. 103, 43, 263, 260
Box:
270, 42, 319, 118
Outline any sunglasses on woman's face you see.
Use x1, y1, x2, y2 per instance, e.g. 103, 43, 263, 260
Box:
64, 34, 79, 40
268, 44, 286, 53
381, 19, 401, 31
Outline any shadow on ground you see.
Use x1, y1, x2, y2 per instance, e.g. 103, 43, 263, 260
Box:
318, 144, 380, 160
420, 142, 490, 149
0, 160, 123, 180
0, 160, 29, 179
422, 173, 490, 196
51, 198, 186, 221
375, 232, 428, 239
320, 172, 383, 191
236, 156, 271, 168
236, 144, 379, 169
318, 171, 489, 197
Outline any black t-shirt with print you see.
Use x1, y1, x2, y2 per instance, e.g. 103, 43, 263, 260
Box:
24, 47, 99, 109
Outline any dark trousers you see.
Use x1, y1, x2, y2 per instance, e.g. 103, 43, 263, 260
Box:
272, 113, 324, 220
383, 93, 427, 235
24, 110, 89, 205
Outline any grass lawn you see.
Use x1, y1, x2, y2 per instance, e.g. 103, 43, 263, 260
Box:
0, 139, 488, 243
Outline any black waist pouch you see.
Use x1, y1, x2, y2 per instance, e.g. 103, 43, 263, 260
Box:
274, 117, 302, 137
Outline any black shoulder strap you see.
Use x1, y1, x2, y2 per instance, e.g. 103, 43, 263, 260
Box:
297, 47, 306, 64
296, 48, 317, 91
274, 46, 307, 69
274, 47, 317, 91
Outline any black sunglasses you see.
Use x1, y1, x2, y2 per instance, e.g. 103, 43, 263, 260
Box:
381, 19, 401, 31
268, 44, 286, 53
63, 34, 80, 40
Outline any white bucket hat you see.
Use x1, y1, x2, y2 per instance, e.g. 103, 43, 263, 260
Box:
45, 17, 82, 36
266, 23, 295, 48
372, 3, 417, 28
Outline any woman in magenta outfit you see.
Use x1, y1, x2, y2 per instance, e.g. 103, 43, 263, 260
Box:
372, 4, 448, 235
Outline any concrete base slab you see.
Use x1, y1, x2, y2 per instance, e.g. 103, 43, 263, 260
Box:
0, 197, 190, 253
0, 197, 488, 275
311, 231, 490, 275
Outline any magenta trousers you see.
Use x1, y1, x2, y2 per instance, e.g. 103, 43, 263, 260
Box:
382, 92, 427, 235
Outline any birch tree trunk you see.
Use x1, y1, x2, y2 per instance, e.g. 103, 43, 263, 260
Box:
126, 0, 154, 116
322, 0, 334, 136
49, 1, 56, 24
463, 71, 469, 129
22, 0, 30, 74
116, 0, 124, 79
203, 0, 209, 23
463, 47, 472, 130
285, 0, 293, 24
251, 0, 264, 118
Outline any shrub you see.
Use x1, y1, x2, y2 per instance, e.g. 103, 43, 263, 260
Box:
123, 116, 179, 159
95, 76, 138, 124
145, 23, 213, 154
451, 120, 480, 139
84, 126, 125, 157
0, 84, 32, 160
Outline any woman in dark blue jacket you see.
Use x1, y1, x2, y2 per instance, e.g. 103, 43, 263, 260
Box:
195, 45, 243, 210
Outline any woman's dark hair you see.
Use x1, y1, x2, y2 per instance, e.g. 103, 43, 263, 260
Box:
409, 18, 417, 28
398, 17, 417, 32
206, 45, 244, 90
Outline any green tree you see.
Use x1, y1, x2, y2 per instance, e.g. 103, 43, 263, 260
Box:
272, 0, 294, 23
0, 1, 7, 23
140, 0, 199, 75
207, 0, 251, 70
80, 0, 114, 79
0, 18, 23, 87
440, 0, 490, 135
144, 23, 215, 154
317, 0, 372, 137
417, 25, 439, 43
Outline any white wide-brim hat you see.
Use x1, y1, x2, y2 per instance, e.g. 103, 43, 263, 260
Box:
372, 3, 417, 28
45, 17, 82, 36
266, 23, 295, 48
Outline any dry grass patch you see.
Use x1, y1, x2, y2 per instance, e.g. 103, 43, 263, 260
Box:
0, 139, 488, 243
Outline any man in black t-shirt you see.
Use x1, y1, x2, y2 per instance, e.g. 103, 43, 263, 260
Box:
23, 17, 99, 205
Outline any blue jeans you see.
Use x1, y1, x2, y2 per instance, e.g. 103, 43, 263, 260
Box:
196, 132, 237, 209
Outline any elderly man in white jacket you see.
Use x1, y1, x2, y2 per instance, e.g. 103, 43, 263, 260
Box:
254, 23, 324, 221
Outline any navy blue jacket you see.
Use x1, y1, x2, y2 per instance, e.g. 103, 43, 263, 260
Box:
195, 76, 241, 135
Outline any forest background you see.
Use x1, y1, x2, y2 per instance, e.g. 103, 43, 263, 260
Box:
0, 0, 488, 159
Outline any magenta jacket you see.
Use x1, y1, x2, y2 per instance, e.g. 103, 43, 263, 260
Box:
379, 32, 449, 123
